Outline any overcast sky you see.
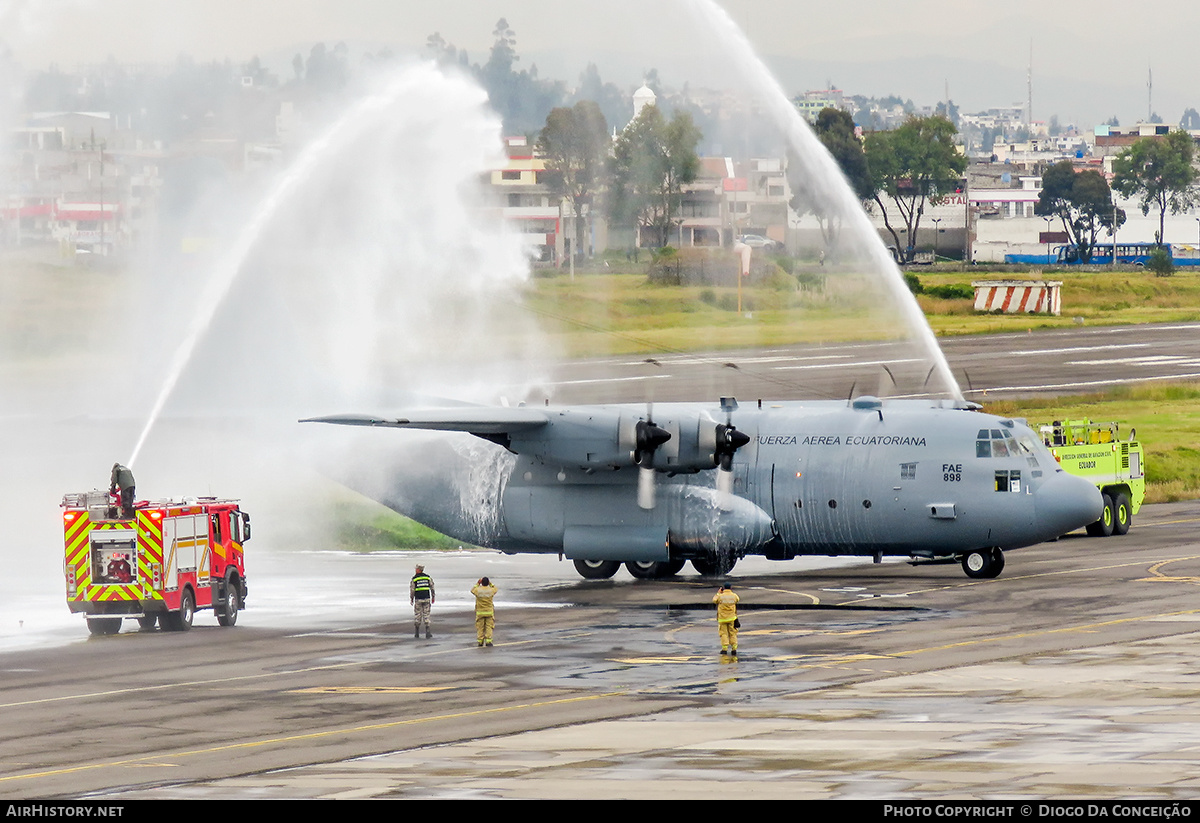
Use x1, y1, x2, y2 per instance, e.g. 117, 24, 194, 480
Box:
2, 0, 1193, 126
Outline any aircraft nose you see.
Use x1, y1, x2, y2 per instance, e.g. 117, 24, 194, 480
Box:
1036, 471, 1103, 537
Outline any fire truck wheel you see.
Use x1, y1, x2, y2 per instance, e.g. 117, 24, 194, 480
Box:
218, 583, 239, 627
1113, 493, 1132, 536
166, 589, 195, 632
137, 615, 159, 631
86, 617, 122, 635
1085, 493, 1116, 538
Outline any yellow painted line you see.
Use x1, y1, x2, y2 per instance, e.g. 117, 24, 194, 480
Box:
1136, 554, 1200, 585
609, 656, 703, 664
288, 686, 455, 695
852, 607, 1200, 661
756, 587, 820, 605
0, 661, 376, 710
0, 692, 625, 785
1144, 517, 1200, 526
836, 554, 1200, 606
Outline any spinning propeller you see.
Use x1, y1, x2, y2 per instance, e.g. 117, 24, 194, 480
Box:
713, 398, 750, 505
634, 406, 672, 510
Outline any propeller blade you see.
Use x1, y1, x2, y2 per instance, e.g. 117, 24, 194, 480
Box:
633, 415, 671, 510
638, 465, 656, 510
716, 466, 735, 510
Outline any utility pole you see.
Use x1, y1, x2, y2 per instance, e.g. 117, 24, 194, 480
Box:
1027, 40, 1033, 136
1147, 66, 1153, 122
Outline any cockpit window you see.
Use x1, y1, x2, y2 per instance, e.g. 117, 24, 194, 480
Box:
976, 429, 1022, 459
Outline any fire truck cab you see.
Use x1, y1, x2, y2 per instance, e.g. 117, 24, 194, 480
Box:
62, 491, 250, 636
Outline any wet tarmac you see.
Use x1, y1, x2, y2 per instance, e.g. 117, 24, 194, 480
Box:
1, 501, 1198, 799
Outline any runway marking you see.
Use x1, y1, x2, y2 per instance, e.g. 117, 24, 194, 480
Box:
833, 553, 1200, 606
774, 358, 920, 372
963, 371, 1200, 395
755, 586, 820, 604
288, 686, 456, 695
1136, 555, 1200, 585
609, 656, 703, 664
846, 607, 1200, 662
0, 660, 378, 711
0, 691, 626, 785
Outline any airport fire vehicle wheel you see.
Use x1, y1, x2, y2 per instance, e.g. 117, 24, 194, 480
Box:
137, 615, 159, 631
573, 559, 620, 580
166, 589, 195, 631
1086, 494, 1116, 537
691, 554, 737, 576
1113, 494, 1132, 536
217, 581, 239, 627
961, 548, 1004, 579
86, 617, 122, 636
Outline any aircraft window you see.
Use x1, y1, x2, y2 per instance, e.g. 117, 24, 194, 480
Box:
828, 499, 837, 509
992, 439, 1009, 457
977, 429, 990, 440
976, 440, 990, 458
994, 470, 1022, 492
862, 500, 872, 509
990, 429, 1004, 439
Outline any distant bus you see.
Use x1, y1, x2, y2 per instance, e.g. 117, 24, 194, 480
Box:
1004, 243, 1200, 266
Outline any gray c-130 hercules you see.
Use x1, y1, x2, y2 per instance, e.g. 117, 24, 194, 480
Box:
303, 395, 1102, 580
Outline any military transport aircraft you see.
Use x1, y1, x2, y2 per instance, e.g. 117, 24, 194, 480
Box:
303, 395, 1102, 580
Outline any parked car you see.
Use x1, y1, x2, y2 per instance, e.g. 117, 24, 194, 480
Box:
736, 234, 780, 251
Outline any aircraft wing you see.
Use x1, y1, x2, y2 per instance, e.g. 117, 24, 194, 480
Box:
300, 408, 549, 436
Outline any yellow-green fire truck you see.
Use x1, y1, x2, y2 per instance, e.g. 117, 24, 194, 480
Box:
1037, 419, 1145, 536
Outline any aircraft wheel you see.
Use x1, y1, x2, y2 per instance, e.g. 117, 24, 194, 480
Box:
625, 560, 663, 579
165, 588, 195, 631
217, 580, 239, 627
86, 617, 122, 636
1086, 494, 1116, 537
691, 554, 737, 576
962, 548, 1004, 579
573, 559, 620, 580
658, 558, 686, 578
137, 615, 159, 631
1113, 493, 1132, 536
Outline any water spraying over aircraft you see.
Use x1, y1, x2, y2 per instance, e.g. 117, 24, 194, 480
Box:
686, 0, 963, 400
125, 61, 536, 469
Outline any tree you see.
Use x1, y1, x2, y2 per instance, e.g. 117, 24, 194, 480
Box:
609, 104, 701, 247
789, 107, 872, 253
1112, 130, 1200, 246
572, 63, 627, 133
863, 115, 967, 262
1035, 161, 1124, 262
472, 19, 565, 133
537, 100, 610, 260
1181, 108, 1200, 130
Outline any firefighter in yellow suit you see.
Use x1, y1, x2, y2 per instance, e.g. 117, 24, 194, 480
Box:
713, 584, 740, 656
472, 577, 498, 647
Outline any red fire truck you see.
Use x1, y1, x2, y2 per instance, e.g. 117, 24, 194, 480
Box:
61, 490, 250, 635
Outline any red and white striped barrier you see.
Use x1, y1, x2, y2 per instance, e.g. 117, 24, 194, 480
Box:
972, 280, 1062, 315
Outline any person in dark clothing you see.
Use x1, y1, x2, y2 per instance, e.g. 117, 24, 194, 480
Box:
410, 564, 435, 639
110, 463, 135, 518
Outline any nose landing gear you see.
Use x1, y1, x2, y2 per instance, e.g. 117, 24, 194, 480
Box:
961, 547, 1005, 579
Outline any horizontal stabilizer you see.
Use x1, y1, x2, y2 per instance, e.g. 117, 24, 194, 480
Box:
300, 408, 549, 435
